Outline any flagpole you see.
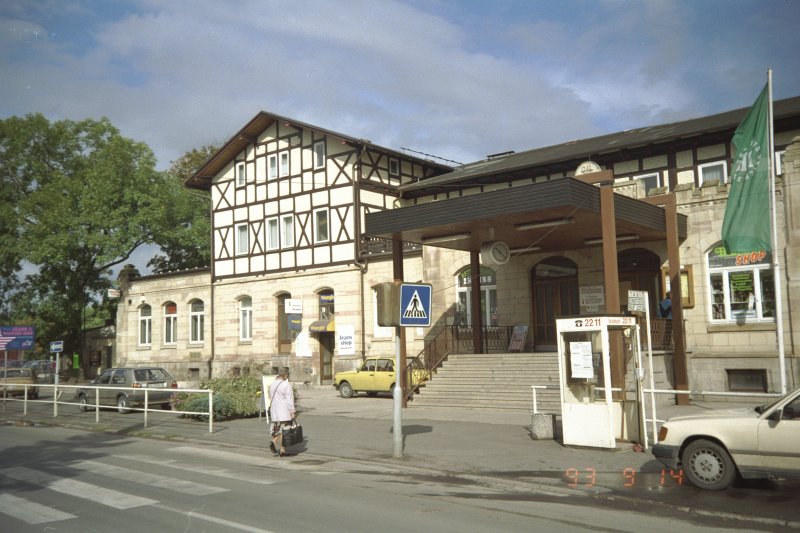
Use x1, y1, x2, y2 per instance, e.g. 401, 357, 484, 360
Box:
767, 68, 787, 395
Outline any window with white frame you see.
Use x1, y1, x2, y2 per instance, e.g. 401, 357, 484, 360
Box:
164, 302, 177, 345
281, 214, 294, 248
698, 160, 728, 186
775, 150, 785, 175
239, 296, 252, 341
236, 223, 249, 255
139, 305, 152, 346
190, 300, 204, 343
707, 245, 775, 322
313, 141, 326, 169
236, 162, 246, 187
268, 154, 278, 180
266, 217, 279, 250
314, 208, 329, 243
634, 172, 660, 193
389, 158, 399, 176
279, 151, 289, 177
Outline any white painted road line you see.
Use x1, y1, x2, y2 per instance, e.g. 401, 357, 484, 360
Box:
72, 459, 229, 496
0, 493, 75, 525
0, 466, 158, 509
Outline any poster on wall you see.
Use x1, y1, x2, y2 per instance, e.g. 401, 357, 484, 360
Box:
295, 331, 311, 357
569, 341, 594, 379
579, 286, 604, 312
337, 324, 355, 356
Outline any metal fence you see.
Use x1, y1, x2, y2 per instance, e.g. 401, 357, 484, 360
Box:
1, 383, 216, 433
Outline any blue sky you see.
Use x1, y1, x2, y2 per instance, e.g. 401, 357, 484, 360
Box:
3, 0, 798, 171
3, 0, 798, 275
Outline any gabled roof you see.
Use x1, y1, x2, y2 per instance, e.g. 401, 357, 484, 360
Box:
185, 111, 453, 190
399, 95, 800, 193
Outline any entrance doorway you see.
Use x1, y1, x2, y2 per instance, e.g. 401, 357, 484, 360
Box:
319, 334, 334, 381
532, 257, 579, 350
618, 248, 663, 313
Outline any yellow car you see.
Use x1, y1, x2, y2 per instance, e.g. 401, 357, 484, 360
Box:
333, 356, 430, 398
0, 367, 40, 399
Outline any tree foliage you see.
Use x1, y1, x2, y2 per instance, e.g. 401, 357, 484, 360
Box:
0, 113, 191, 356
146, 145, 215, 273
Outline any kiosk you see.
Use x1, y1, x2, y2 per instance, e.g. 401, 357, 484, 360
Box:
556, 315, 647, 449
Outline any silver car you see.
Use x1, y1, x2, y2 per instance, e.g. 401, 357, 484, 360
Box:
76, 367, 177, 413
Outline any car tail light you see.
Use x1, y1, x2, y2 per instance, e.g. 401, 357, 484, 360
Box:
658, 426, 668, 441
170, 381, 177, 389
132, 383, 142, 388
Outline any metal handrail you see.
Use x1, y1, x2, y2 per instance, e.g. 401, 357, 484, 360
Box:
1, 383, 216, 433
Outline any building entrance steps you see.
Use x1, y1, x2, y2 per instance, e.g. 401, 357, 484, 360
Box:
409, 352, 562, 413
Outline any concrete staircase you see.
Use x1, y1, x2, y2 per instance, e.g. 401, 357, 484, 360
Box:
409, 352, 562, 413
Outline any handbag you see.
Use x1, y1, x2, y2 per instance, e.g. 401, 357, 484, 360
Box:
282, 420, 303, 447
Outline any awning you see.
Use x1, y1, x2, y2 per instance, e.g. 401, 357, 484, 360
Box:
309, 318, 335, 333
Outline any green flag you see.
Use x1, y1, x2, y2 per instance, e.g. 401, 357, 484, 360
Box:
721, 84, 771, 253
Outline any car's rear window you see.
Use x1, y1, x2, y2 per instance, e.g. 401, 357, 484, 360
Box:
133, 368, 170, 382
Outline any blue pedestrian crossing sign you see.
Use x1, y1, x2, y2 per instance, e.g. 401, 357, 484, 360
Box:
399, 283, 432, 327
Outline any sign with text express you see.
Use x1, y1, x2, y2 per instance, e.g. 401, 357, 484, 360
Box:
399, 283, 432, 327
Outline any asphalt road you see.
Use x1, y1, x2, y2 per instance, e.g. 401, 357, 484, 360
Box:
1, 388, 798, 531
0, 424, 773, 533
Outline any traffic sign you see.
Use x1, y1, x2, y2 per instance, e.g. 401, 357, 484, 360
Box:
399, 283, 432, 327
50, 340, 64, 353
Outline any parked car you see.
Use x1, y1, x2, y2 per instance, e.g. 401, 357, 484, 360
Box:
0, 367, 39, 399
23, 359, 56, 384
652, 386, 800, 490
333, 356, 430, 398
75, 367, 177, 413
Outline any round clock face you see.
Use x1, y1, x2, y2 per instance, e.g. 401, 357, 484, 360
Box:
576, 160, 601, 176
482, 241, 510, 266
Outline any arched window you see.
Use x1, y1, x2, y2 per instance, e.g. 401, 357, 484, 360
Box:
239, 296, 253, 341
707, 245, 774, 322
164, 302, 177, 344
455, 266, 497, 326
190, 300, 204, 343
139, 305, 152, 346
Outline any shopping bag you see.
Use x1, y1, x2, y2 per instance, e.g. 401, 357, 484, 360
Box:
282, 421, 304, 447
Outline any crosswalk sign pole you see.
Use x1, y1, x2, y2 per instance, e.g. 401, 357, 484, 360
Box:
393, 326, 403, 458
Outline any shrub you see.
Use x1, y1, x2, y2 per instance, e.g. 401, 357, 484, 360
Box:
179, 393, 235, 421
173, 375, 262, 420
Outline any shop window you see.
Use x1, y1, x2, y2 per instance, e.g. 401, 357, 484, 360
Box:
707, 245, 774, 322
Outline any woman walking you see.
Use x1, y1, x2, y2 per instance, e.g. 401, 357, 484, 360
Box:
269, 367, 296, 457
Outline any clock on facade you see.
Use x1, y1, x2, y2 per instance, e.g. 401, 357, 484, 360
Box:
480, 240, 511, 266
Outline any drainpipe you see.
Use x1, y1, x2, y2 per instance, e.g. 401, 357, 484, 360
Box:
352, 142, 368, 359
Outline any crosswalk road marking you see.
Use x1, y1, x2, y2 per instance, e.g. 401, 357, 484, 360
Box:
166, 446, 336, 474
114, 454, 285, 484
73, 460, 229, 495
1, 466, 158, 509
0, 493, 75, 524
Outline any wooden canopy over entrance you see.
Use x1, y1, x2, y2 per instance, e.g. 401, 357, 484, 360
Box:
364, 175, 691, 404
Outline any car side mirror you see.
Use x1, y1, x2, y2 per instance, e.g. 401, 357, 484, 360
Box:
767, 408, 783, 422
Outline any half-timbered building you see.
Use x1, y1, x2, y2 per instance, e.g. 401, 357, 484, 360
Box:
115, 98, 800, 400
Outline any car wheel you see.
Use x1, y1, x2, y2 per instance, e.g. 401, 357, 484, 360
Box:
78, 394, 89, 412
117, 395, 131, 414
339, 381, 354, 398
682, 439, 737, 490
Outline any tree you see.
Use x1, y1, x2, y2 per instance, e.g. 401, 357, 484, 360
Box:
0, 114, 169, 357
147, 145, 216, 273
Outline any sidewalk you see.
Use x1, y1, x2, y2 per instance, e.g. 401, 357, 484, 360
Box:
1, 386, 762, 482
